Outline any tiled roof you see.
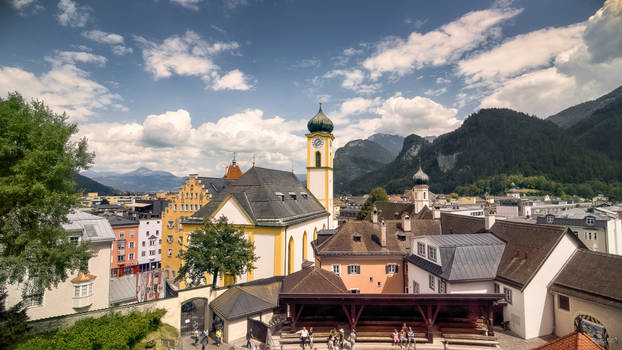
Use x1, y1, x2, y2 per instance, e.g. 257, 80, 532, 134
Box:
192, 167, 329, 227
490, 220, 579, 289
281, 267, 347, 294
315, 221, 406, 257
106, 215, 139, 227
197, 177, 235, 195
71, 273, 96, 283
224, 164, 243, 179
210, 279, 281, 320
534, 332, 604, 350
406, 234, 505, 281
366, 201, 416, 221
551, 249, 622, 308
440, 213, 485, 235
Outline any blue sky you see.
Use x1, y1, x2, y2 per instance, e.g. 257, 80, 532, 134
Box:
1, 0, 621, 176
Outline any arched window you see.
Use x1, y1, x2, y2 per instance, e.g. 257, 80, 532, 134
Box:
315, 151, 321, 167
423, 192, 426, 199
302, 231, 308, 260
288, 236, 295, 274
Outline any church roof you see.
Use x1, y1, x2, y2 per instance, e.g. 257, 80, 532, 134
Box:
224, 161, 243, 179
307, 104, 333, 133
413, 165, 429, 185
191, 167, 329, 227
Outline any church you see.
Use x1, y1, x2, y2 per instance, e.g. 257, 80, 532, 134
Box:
178, 104, 336, 286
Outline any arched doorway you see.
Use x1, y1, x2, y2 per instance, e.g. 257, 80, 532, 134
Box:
302, 231, 308, 261
180, 297, 208, 336
288, 236, 294, 274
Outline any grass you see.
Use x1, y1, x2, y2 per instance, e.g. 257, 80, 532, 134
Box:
134, 323, 179, 350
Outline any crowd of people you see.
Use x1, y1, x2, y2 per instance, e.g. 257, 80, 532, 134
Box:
392, 323, 417, 349
296, 322, 419, 350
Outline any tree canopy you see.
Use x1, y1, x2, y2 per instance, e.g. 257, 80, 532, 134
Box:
176, 216, 257, 288
0, 93, 93, 293
356, 187, 388, 220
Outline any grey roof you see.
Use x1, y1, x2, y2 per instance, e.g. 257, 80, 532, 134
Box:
197, 177, 235, 195
63, 210, 116, 243
109, 275, 136, 304
210, 280, 281, 320
406, 233, 505, 281
192, 167, 329, 227
106, 215, 139, 227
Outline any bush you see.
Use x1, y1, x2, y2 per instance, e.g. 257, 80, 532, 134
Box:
16, 309, 166, 350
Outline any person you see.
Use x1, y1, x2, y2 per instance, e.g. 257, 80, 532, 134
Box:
407, 327, 415, 349
399, 328, 407, 350
296, 326, 309, 349
215, 328, 223, 347
246, 329, 253, 348
327, 329, 335, 350
193, 327, 200, 346
392, 329, 400, 347
309, 327, 315, 349
349, 329, 357, 350
338, 328, 345, 350
200, 329, 209, 350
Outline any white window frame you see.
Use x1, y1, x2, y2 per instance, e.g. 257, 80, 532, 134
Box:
332, 264, 341, 276
128, 253, 134, 260
428, 246, 437, 262
504, 287, 513, 305
412, 281, 420, 294
417, 242, 426, 256
386, 263, 399, 274
429, 274, 435, 290
586, 217, 595, 225
129, 241, 134, 248
73, 283, 93, 298
347, 264, 360, 275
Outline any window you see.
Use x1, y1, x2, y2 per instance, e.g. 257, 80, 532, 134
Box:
158, 248, 161, 254
412, 281, 420, 294
142, 241, 145, 247
130, 230, 135, 237
504, 287, 513, 305
129, 242, 134, 248
159, 239, 161, 244
494, 283, 500, 294
558, 294, 570, 311
146, 231, 150, 235
588, 232, 592, 240
386, 264, 399, 274
119, 231, 125, 238
150, 250, 156, 255
428, 246, 437, 262
124, 267, 132, 275
546, 215, 554, 223
168, 221, 174, 229
129, 253, 134, 260
171, 270, 176, 278
347, 264, 360, 275
594, 232, 597, 240
439, 280, 446, 294
315, 151, 321, 167
178, 249, 183, 257
174, 204, 177, 211
73, 283, 92, 298
167, 248, 172, 256
167, 235, 173, 243
23, 291, 43, 307
586, 217, 595, 225
69, 236, 80, 245
429, 274, 435, 290
178, 236, 183, 244
349, 289, 360, 294
117, 255, 125, 262
417, 242, 426, 256
117, 242, 125, 250
332, 264, 341, 275
150, 240, 155, 246
142, 251, 146, 257
156, 230, 159, 235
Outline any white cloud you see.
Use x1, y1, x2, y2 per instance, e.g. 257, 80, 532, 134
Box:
77, 108, 307, 176
9, 0, 43, 14
56, 0, 89, 27
362, 5, 522, 79
82, 30, 124, 45
0, 51, 124, 121
135, 30, 250, 90
324, 69, 380, 94
212, 69, 253, 91
436, 77, 451, 84
473, 0, 622, 117
424, 87, 447, 97
170, 0, 202, 10
111, 45, 133, 56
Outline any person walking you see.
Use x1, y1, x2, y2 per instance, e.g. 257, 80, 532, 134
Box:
246, 329, 253, 348
296, 326, 309, 349
215, 328, 223, 348
309, 327, 314, 350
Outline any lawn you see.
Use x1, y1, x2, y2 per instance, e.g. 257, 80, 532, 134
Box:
133, 323, 179, 350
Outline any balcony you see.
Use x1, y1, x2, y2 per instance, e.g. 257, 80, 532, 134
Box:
71, 273, 95, 309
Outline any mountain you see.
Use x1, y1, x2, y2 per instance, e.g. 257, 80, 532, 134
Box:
547, 85, 622, 128
83, 167, 186, 192
339, 108, 621, 195
367, 133, 404, 157
72, 173, 117, 194
334, 139, 396, 191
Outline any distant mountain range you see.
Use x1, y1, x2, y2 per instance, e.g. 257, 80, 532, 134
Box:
81, 167, 186, 192
72, 173, 117, 194
334, 85, 622, 198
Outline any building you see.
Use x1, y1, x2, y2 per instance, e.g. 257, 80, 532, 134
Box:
306, 103, 335, 228
406, 233, 505, 294
550, 249, 622, 349
536, 207, 622, 255
138, 218, 162, 272
411, 165, 430, 214
107, 215, 140, 277
185, 166, 330, 285
314, 208, 440, 294
161, 174, 233, 281
6, 211, 115, 320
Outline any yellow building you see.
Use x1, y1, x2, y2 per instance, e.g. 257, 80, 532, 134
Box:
161, 174, 235, 282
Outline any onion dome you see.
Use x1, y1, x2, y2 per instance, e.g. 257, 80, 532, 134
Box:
307, 103, 334, 133
413, 165, 429, 185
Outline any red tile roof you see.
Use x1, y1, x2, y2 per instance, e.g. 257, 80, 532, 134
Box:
534, 332, 604, 350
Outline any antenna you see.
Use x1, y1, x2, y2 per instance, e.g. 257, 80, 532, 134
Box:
252, 153, 256, 167
291, 159, 295, 174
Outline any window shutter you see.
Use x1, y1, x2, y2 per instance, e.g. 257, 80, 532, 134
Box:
395, 265, 399, 273
385, 265, 389, 273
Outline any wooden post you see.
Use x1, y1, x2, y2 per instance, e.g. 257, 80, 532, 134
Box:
341, 304, 353, 328
427, 304, 433, 343
487, 304, 494, 336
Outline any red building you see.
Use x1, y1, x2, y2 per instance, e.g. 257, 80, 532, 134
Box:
107, 216, 140, 277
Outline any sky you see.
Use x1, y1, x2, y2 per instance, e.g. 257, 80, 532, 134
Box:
1, 0, 621, 177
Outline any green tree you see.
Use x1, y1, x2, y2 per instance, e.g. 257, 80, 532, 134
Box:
0, 291, 29, 347
176, 216, 258, 288
0, 93, 93, 293
356, 186, 389, 220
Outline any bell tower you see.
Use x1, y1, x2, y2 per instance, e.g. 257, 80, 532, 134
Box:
306, 103, 334, 229
412, 164, 430, 214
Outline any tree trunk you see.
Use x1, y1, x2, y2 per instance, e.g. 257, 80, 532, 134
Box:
211, 269, 219, 289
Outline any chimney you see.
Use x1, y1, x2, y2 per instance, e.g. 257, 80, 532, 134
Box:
433, 208, 440, 219
485, 204, 496, 230
371, 205, 378, 224
402, 215, 411, 232
380, 220, 387, 247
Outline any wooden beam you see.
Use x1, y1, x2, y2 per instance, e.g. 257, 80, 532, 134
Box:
294, 304, 305, 325
430, 304, 441, 325
341, 304, 353, 326
416, 305, 428, 324
353, 305, 365, 328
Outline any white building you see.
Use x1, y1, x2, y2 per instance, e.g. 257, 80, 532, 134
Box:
5, 211, 115, 320
138, 218, 162, 271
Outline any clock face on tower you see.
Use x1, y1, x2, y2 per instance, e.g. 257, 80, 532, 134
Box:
312, 136, 324, 148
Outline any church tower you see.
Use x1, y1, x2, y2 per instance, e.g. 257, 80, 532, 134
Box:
412, 165, 430, 214
306, 103, 334, 229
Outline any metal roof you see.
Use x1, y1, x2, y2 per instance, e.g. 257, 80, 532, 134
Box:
63, 210, 116, 242
109, 275, 136, 304
210, 279, 281, 320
